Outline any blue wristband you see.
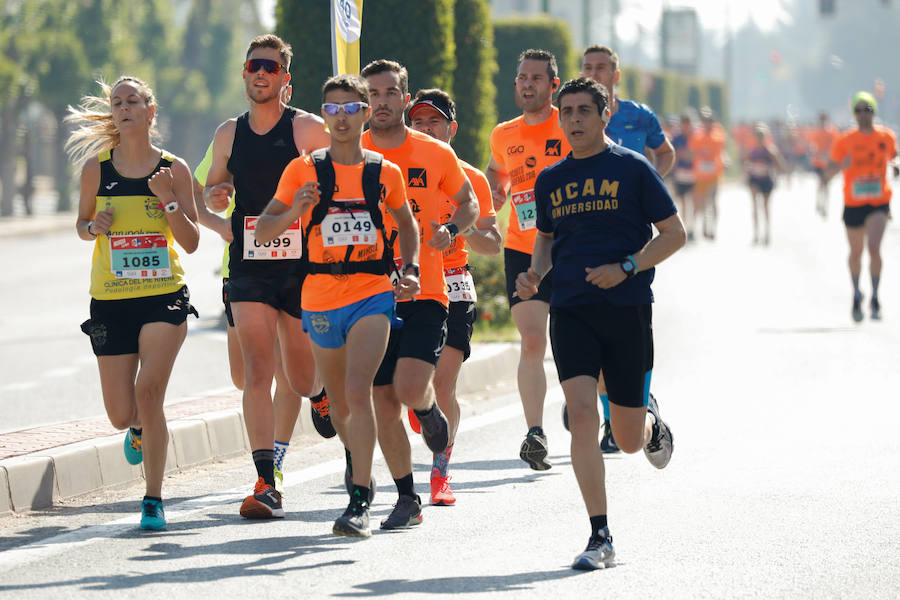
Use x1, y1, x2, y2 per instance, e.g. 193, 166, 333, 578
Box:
626, 254, 638, 273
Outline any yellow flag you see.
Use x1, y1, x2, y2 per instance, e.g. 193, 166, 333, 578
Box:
331, 0, 364, 76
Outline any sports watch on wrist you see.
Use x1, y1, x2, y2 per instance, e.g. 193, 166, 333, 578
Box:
444, 222, 459, 239
402, 263, 420, 278
163, 201, 179, 214
620, 257, 637, 278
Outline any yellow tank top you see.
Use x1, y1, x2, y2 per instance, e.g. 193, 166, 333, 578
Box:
89, 149, 187, 299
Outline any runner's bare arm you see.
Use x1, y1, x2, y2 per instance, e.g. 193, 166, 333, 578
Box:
389, 200, 421, 301
632, 213, 686, 272
204, 120, 237, 211
254, 181, 318, 246
76, 157, 106, 240
485, 155, 511, 213
193, 177, 233, 242
515, 231, 552, 300
293, 111, 331, 155
463, 215, 502, 256
150, 158, 200, 253
429, 179, 479, 251
649, 138, 675, 177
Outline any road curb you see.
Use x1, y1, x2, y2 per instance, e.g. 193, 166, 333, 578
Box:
0, 342, 518, 515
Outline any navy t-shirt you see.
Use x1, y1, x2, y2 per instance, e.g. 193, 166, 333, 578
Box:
534, 143, 677, 308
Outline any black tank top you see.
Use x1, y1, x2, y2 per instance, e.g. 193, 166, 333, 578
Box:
227, 107, 302, 278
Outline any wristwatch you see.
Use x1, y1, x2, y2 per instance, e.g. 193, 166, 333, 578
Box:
163, 201, 179, 214
620, 256, 637, 278
444, 222, 459, 239
402, 263, 420, 277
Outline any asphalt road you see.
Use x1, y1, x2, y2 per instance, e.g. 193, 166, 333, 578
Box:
1, 174, 899, 597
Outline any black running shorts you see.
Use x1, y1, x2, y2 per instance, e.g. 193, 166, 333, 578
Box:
374, 299, 448, 386
843, 203, 890, 228
504, 247, 552, 307
225, 273, 304, 320
550, 301, 653, 408
81, 286, 197, 356
445, 300, 477, 361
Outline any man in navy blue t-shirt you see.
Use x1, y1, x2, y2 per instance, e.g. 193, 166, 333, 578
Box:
516, 78, 685, 571
578, 44, 677, 453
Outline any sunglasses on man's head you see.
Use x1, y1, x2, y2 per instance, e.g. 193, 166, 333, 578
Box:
322, 102, 369, 115
244, 58, 285, 75
854, 105, 874, 114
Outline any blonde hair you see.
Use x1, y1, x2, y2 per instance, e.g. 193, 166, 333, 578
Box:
65, 76, 160, 167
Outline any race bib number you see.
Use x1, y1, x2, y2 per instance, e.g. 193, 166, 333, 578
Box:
698, 160, 717, 175
321, 208, 376, 247
511, 189, 537, 231
674, 167, 695, 184
444, 266, 477, 303
109, 234, 170, 279
852, 176, 883, 200
243, 216, 301, 260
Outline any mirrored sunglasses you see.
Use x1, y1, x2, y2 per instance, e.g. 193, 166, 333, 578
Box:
322, 102, 369, 115
244, 58, 284, 75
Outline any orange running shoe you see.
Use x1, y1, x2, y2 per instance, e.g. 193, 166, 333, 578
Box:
407, 408, 421, 434
430, 475, 456, 506
240, 477, 284, 519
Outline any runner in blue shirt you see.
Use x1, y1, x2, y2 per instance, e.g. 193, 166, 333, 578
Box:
576, 44, 676, 453
516, 77, 684, 570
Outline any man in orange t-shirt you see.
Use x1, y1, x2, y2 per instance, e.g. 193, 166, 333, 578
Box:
486, 49, 571, 471
826, 91, 898, 322
255, 74, 421, 538
409, 88, 502, 506
809, 112, 840, 218
689, 106, 727, 239
360, 59, 479, 530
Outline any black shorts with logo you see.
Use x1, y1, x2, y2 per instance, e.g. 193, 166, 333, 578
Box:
81, 286, 198, 356
504, 247, 552, 307
550, 301, 653, 408
445, 300, 477, 361
374, 299, 448, 387
843, 203, 890, 228
225, 273, 304, 320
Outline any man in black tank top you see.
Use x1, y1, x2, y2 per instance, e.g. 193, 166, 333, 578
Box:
203, 34, 330, 520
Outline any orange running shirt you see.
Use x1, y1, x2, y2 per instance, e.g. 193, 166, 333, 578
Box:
273, 154, 407, 312
362, 128, 468, 307
808, 125, 839, 169
441, 160, 495, 270
489, 107, 570, 254
689, 125, 727, 182
830, 126, 897, 207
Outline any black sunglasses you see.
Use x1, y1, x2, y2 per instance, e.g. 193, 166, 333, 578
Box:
854, 105, 874, 114
244, 58, 285, 75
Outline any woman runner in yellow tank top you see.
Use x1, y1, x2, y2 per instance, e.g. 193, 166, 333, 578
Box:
67, 76, 200, 531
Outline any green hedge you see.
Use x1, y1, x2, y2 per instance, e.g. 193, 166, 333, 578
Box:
451, 0, 496, 169
275, 1, 332, 114
619, 68, 726, 120
492, 17, 577, 123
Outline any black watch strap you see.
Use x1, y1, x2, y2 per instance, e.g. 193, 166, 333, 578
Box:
445, 222, 459, 238
402, 263, 420, 277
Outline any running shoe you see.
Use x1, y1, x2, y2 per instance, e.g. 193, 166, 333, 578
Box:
380, 494, 423, 530
274, 466, 284, 496
333, 493, 371, 538
239, 477, 284, 519
600, 420, 621, 454
139, 498, 166, 531
571, 530, 615, 570
407, 408, 421, 434
343, 453, 377, 503
123, 428, 143, 465
644, 394, 674, 469
852, 295, 864, 323
519, 430, 551, 471
310, 390, 337, 439
430, 475, 456, 506
871, 297, 882, 321
416, 404, 450, 454
562, 402, 569, 431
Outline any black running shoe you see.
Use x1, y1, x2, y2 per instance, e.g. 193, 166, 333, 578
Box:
380, 494, 423, 530
519, 429, 551, 470
310, 389, 337, 438
600, 420, 621, 454
333, 494, 371, 538
415, 404, 449, 454
871, 297, 881, 321
852, 295, 864, 323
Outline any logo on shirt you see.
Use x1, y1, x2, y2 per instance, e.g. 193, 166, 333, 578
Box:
408, 198, 421, 214
525, 156, 537, 168
545, 139, 562, 156
408, 168, 427, 188
274, 138, 287, 147
105, 182, 118, 190
507, 145, 525, 154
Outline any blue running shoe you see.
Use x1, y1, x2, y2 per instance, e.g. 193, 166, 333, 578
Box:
572, 529, 615, 570
123, 428, 143, 465
140, 498, 166, 531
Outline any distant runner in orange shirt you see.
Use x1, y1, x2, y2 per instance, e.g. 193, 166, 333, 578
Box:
487, 49, 571, 471
361, 59, 479, 530
255, 74, 420, 538
826, 91, 898, 322
689, 106, 727, 240
409, 88, 502, 506
809, 111, 839, 218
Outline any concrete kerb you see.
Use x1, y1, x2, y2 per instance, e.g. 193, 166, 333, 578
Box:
0, 342, 521, 516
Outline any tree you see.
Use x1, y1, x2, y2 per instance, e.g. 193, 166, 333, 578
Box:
452, 0, 496, 169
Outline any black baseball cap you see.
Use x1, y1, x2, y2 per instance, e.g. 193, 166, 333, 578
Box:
408, 97, 455, 121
